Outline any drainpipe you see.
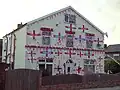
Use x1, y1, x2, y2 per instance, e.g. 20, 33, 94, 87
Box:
12, 34, 16, 69
5, 36, 8, 63
9, 35, 12, 70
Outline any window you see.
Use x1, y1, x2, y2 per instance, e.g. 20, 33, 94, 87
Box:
39, 64, 45, 71
90, 60, 94, 64
9, 36, 11, 41
84, 59, 95, 64
113, 54, 119, 60
84, 59, 95, 72
9, 37, 12, 51
42, 31, 51, 45
79, 35, 81, 43
84, 59, 89, 64
46, 58, 53, 63
42, 31, 51, 36
66, 34, 73, 47
4, 39, 7, 51
65, 14, 69, 22
86, 33, 94, 48
84, 65, 95, 72
42, 37, 50, 45
38, 58, 53, 75
4, 43, 7, 51
65, 14, 76, 24
39, 59, 45, 62
113, 54, 119, 56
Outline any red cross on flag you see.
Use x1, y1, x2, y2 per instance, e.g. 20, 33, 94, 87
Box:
27, 30, 41, 39
65, 49, 76, 58
78, 25, 88, 33
55, 49, 62, 56
77, 50, 83, 57
65, 24, 76, 34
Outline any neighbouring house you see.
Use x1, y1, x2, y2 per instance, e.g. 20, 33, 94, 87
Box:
105, 44, 120, 60
2, 6, 105, 75
0, 39, 2, 62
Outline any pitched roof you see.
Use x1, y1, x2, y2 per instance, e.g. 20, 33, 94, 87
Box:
3, 6, 104, 38
28, 6, 104, 34
105, 44, 120, 53
3, 23, 27, 38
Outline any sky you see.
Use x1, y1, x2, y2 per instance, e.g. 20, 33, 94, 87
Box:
0, 0, 120, 45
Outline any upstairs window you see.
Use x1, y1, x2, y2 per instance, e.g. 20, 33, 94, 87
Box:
86, 33, 94, 48
42, 31, 51, 45
42, 31, 51, 36
66, 34, 73, 47
42, 37, 50, 45
4, 39, 7, 51
65, 14, 76, 24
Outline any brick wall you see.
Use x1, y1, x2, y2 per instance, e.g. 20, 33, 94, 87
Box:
41, 80, 120, 90
42, 74, 83, 85
41, 74, 120, 90
83, 87, 120, 90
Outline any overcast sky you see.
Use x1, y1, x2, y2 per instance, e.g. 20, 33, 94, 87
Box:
0, 0, 120, 45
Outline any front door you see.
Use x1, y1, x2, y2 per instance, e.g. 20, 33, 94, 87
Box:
39, 64, 45, 71
46, 64, 52, 75
65, 59, 75, 74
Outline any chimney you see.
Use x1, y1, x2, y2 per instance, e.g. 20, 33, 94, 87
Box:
17, 22, 23, 28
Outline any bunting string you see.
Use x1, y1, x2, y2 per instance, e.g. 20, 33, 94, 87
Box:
25, 45, 104, 52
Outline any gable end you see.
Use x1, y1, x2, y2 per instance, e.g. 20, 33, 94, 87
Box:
28, 6, 104, 35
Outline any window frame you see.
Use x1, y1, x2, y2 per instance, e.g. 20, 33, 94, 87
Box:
84, 59, 95, 72
66, 34, 74, 47
42, 36, 51, 45
64, 14, 76, 24
85, 33, 94, 49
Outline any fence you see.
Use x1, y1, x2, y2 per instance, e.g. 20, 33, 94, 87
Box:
5, 69, 40, 90
0, 63, 10, 90
0, 72, 5, 90
2, 69, 120, 90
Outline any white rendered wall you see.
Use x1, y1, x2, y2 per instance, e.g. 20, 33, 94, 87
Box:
2, 34, 13, 63
25, 8, 104, 75
14, 26, 26, 69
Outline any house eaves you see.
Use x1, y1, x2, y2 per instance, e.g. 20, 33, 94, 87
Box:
3, 23, 27, 38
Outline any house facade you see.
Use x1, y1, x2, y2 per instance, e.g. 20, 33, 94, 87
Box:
105, 44, 120, 61
2, 6, 105, 75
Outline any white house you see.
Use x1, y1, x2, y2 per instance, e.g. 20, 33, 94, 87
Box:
2, 6, 105, 75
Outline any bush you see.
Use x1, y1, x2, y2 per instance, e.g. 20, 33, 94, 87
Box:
104, 60, 120, 74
